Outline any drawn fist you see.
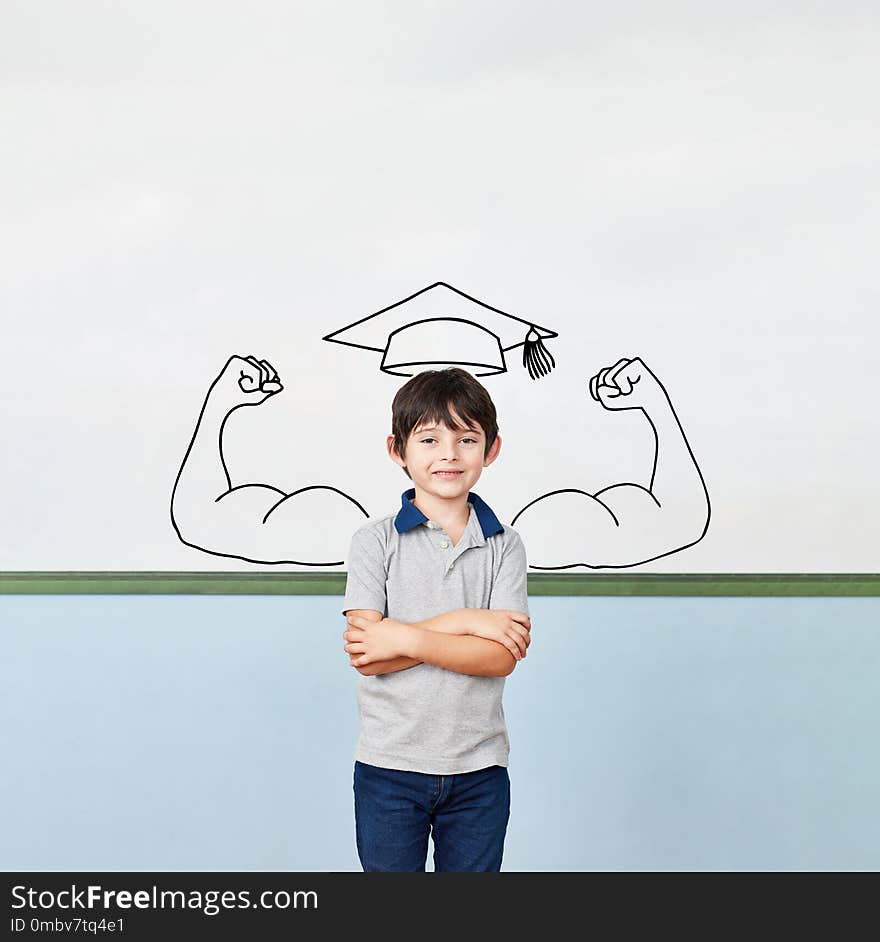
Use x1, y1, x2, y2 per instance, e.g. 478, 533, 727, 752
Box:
588, 357, 665, 411
208, 354, 283, 411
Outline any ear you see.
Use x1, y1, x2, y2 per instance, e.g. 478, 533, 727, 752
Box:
483, 434, 502, 467
387, 434, 406, 469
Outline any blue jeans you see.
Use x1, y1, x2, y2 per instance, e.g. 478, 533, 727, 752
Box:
353, 761, 511, 872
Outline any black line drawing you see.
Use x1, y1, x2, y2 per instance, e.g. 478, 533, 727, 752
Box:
510, 357, 711, 569
170, 355, 369, 566
323, 281, 558, 379
171, 291, 708, 569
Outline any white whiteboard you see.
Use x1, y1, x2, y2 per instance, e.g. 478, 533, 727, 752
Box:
1, 2, 878, 573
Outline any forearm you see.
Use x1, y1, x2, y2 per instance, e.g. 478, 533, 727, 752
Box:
349, 610, 524, 677
356, 655, 422, 676
354, 611, 462, 675
644, 393, 710, 526
406, 628, 515, 677
172, 398, 233, 514
411, 609, 466, 635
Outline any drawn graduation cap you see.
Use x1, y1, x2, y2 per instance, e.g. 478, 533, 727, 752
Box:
322, 282, 557, 380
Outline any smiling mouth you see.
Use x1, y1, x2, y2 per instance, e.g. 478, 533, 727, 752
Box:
433, 471, 462, 477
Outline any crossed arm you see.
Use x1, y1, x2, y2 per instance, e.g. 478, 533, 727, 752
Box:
342, 609, 531, 678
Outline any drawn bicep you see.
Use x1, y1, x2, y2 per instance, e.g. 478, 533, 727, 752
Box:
196, 485, 366, 564
512, 486, 664, 569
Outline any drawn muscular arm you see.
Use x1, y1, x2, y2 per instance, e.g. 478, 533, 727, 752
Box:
513, 358, 710, 569
171, 355, 367, 565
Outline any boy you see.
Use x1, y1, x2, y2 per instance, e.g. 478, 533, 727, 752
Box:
341, 366, 531, 872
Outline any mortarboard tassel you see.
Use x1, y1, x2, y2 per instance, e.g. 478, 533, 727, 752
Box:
522, 326, 555, 380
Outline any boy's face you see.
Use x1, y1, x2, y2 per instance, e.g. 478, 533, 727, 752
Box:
387, 411, 501, 499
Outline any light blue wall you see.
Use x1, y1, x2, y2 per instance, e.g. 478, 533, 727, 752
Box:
2, 595, 878, 871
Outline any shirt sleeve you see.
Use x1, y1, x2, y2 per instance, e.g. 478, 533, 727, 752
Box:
488, 528, 530, 615
342, 524, 388, 616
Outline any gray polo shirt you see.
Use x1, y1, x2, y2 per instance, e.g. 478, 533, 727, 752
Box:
342, 487, 530, 775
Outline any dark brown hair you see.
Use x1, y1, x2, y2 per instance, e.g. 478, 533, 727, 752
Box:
390, 368, 499, 479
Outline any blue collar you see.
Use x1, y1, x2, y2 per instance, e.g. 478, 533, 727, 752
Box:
394, 488, 504, 539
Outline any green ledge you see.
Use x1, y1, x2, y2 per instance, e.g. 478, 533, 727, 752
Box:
1, 572, 879, 596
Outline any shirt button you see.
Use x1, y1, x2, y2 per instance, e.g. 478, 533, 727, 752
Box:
440, 541, 449, 549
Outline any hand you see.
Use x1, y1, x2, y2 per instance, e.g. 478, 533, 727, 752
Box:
207, 354, 283, 413
461, 610, 531, 660
344, 610, 382, 667
344, 615, 414, 667
588, 357, 665, 412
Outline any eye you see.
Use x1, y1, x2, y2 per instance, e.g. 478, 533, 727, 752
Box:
417, 435, 479, 445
